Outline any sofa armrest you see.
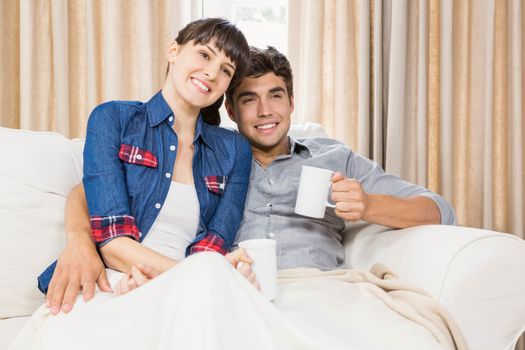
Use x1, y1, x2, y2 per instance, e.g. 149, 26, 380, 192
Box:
343, 223, 525, 350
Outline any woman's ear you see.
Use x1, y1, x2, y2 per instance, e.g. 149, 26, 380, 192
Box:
166, 41, 180, 62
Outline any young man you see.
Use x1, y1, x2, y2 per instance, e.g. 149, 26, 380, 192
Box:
44, 46, 455, 315
225, 46, 454, 271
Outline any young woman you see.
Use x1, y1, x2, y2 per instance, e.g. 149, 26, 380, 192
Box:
9, 18, 299, 350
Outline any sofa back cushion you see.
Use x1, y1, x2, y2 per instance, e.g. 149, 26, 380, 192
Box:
0, 127, 83, 318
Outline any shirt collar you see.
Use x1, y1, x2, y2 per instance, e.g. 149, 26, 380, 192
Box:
288, 137, 311, 158
147, 91, 174, 127
194, 116, 215, 150
272, 137, 311, 162
147, 91, 214, 150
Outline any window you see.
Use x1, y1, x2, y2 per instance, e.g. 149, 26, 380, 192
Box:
203, 0, 288, 54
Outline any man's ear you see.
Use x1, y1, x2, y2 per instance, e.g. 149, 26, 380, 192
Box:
289, 95, 295, 114
225, 100, 237, 123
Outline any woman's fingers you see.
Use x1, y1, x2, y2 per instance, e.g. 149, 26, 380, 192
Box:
115, 273, 132, 296
131, 265, 148, 286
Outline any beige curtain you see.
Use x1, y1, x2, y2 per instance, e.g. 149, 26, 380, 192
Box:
288, 0, 524, 243
0, 0, 201, 138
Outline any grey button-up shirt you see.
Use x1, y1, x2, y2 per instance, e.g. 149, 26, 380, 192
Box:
235, 137, 456, 271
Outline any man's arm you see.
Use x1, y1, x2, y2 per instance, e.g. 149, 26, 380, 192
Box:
331, 172, 441, 228
46, 184, 111, 315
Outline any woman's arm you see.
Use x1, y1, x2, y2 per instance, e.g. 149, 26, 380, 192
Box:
188, 135, 252, 254
68, 184, 178, 274
100, 237, 177, 273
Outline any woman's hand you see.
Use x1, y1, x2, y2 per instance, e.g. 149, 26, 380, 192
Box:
114, 263, 160, 296
225, 249, 261, 291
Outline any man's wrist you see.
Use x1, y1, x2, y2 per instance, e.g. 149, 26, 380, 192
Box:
66, 229, 95, 247
362, 193, 378, 222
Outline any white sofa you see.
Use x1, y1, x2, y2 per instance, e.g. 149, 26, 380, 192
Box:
1, 125, 524, 350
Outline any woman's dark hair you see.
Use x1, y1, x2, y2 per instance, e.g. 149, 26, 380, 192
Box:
172, 18, 250, 126
226, 46, 294, 105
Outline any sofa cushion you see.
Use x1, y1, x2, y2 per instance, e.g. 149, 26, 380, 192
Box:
0, 123, 326, 319
0, 128, 83, 318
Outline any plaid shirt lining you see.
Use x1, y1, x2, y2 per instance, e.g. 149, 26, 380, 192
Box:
204, 175, 228, 195
189, 233, 227, 255
119, 144, 158, 168
90, 215, 141, 245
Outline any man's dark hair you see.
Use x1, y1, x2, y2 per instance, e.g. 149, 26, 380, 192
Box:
226, 46, 293, 104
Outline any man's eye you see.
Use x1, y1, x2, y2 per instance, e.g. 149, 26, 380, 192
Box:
242, 98, 255, 104
271, 94, 282, 99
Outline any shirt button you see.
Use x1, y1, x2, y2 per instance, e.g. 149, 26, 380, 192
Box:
266, 203, 272, 208
266, 232, 276, 239
136, 154, 142, 160
138, 232, 142, 237
165, 172, 172, 178
170, 145, 176, 151
168, 116, 174, 122
155, 203, 161, 209
269, 179, 274, 185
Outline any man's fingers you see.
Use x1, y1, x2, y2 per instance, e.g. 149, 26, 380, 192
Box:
45, 284, 54, 308
48, 281, 67, 315
62, 282, 81, 313
81, 280, 96, 302
332, 178, 361, 192
97, 269, 112, 293
331, 190, 363, 202
331, 172, 345, 182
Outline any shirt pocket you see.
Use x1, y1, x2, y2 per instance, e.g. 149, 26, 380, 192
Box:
118, 144, 158, 168
204, 175, 228, 195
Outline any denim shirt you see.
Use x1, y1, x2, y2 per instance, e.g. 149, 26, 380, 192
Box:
37, 91, 252, 293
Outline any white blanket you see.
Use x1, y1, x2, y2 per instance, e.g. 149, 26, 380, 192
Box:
8, 252, 466, 350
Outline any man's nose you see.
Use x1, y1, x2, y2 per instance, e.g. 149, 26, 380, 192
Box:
257, 99, 272, 117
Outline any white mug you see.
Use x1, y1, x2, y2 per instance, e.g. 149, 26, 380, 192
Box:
294, 165, 336, 218
238, 239, 277, 300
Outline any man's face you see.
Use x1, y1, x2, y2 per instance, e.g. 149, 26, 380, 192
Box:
226, 72, 294, 155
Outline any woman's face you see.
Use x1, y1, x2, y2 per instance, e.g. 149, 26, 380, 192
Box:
167, 40, 236, 111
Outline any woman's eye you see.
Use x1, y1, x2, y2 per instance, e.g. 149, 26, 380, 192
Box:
221, 67, 232, 77
199, 52, 209, 60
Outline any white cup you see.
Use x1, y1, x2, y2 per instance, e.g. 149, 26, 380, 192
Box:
294, 165, 336, 218
238, 239, 277, 300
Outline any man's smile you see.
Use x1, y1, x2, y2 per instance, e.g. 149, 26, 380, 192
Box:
255, 122, 278, 134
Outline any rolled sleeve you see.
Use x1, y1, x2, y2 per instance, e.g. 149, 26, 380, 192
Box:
419, 192, 457, 225
347, 152, 457, 225
188, 232, 228, 255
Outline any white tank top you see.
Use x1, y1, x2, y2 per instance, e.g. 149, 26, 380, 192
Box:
142, 181, 200, 261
